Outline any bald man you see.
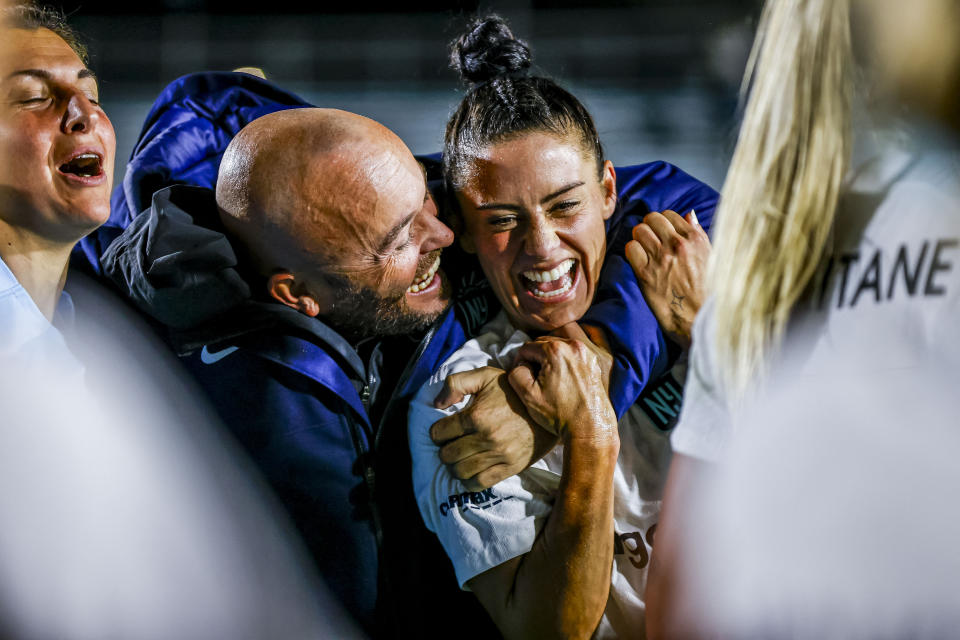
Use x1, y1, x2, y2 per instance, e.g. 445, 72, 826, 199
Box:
103, 107, 504, 637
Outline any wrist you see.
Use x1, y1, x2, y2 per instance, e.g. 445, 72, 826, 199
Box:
562, 414, 619, 453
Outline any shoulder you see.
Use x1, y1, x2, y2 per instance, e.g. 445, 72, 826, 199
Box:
612, 161, 719, 235
616, 161, 718, 205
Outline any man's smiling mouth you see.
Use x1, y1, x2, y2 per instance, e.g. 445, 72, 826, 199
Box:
521, 258, 576, 299
407, 255, 441, 293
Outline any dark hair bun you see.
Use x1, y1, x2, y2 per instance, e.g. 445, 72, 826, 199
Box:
450, 15, 532, 87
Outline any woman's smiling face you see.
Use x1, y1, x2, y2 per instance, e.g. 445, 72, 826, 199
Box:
455, 131, 617, 332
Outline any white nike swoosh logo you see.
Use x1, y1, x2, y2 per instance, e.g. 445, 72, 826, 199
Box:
200, 344, 239, 365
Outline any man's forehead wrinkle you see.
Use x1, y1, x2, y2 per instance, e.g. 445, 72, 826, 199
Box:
215, 107, 419, 273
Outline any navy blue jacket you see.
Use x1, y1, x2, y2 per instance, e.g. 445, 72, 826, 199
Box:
98, 72, 716, 637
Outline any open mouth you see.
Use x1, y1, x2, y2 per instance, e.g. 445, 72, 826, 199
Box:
58, 152, 103, 179
407, 255, 441, 294
521, 258, 577, 300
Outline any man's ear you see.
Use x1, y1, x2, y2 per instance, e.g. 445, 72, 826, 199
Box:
267, 272, 326, 318
601, 160, 617, 220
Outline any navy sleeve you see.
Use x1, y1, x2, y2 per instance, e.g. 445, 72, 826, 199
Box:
582, 161, 718, 417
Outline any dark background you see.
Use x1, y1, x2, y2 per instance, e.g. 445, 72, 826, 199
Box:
46, 1, 760, 188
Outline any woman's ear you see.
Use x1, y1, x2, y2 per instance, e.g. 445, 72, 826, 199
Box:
267, 272, 325, 317
601, 160, 617, 220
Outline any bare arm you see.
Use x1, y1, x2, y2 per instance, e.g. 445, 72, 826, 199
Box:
465, 337, 620, 640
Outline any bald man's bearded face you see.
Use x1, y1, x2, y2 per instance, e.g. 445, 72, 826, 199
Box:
311, 162, 455, 342
321, 248, 451, 342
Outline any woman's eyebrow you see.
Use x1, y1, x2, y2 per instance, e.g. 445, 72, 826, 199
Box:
541, 181, 584, 203
6, 68, 98, 83
475, 181, 585, 211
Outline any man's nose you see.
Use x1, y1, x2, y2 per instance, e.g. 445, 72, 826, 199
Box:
418, 206, 455, 253
61, 92, 100, 134
523, 215, 560, 258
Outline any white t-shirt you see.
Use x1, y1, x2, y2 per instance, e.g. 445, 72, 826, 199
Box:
0, 254, 82, 375
408, 311, 681, 639
673, 143, 960, 462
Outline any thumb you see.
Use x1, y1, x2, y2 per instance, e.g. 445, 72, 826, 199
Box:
685, 209, 699, 227
507, 363, 541, 407
434, 366, 501, 409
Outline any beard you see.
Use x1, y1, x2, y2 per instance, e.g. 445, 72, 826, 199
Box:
321, 268, 450, 344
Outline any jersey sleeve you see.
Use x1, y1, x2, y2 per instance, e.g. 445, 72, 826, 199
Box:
670, 298, 732, 462
407, 337, 555, 589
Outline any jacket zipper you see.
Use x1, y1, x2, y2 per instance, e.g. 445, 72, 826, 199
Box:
366, 313, 444, 623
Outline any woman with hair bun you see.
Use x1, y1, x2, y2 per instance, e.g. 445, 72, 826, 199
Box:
408, 15, 716, 639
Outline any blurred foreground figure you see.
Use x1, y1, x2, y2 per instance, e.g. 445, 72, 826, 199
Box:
0, 4, 354, 637
0, 275, 360, 640
643, 0, 960, 637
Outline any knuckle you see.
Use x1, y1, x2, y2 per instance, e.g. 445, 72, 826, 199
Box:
474, 470, 501, 490
451, 460, 472, 480
438, 443, 457, 464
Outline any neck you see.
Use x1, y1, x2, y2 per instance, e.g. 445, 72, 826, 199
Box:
0, 221, 74, 321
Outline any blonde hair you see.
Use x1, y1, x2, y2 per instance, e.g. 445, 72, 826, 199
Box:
708, 0, 853, 399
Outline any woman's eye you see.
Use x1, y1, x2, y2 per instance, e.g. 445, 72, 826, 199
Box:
552, 200, 580, 213
489, 215, 517, 229
19, 96, 48, 104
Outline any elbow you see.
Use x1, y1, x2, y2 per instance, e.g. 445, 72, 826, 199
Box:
500, 619, 599, 640
497, 591, 603, 640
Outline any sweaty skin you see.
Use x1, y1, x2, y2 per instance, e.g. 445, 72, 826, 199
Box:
430, 322, 611, 492
464, 335, 619, 640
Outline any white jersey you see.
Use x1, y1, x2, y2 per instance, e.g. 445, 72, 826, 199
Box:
409, 311, 681, 639
673, 142, 960, 461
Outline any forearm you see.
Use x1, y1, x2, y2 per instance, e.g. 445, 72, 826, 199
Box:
473, 427, 620, 640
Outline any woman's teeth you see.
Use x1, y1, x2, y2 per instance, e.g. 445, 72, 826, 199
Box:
522, 258, 575, 299
531, 277, 573, 298
522, 258, 575, 283
407, 256, 440, 293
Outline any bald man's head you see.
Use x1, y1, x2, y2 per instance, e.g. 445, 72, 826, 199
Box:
215, 108, 453, 341
217, 108, 402, 270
